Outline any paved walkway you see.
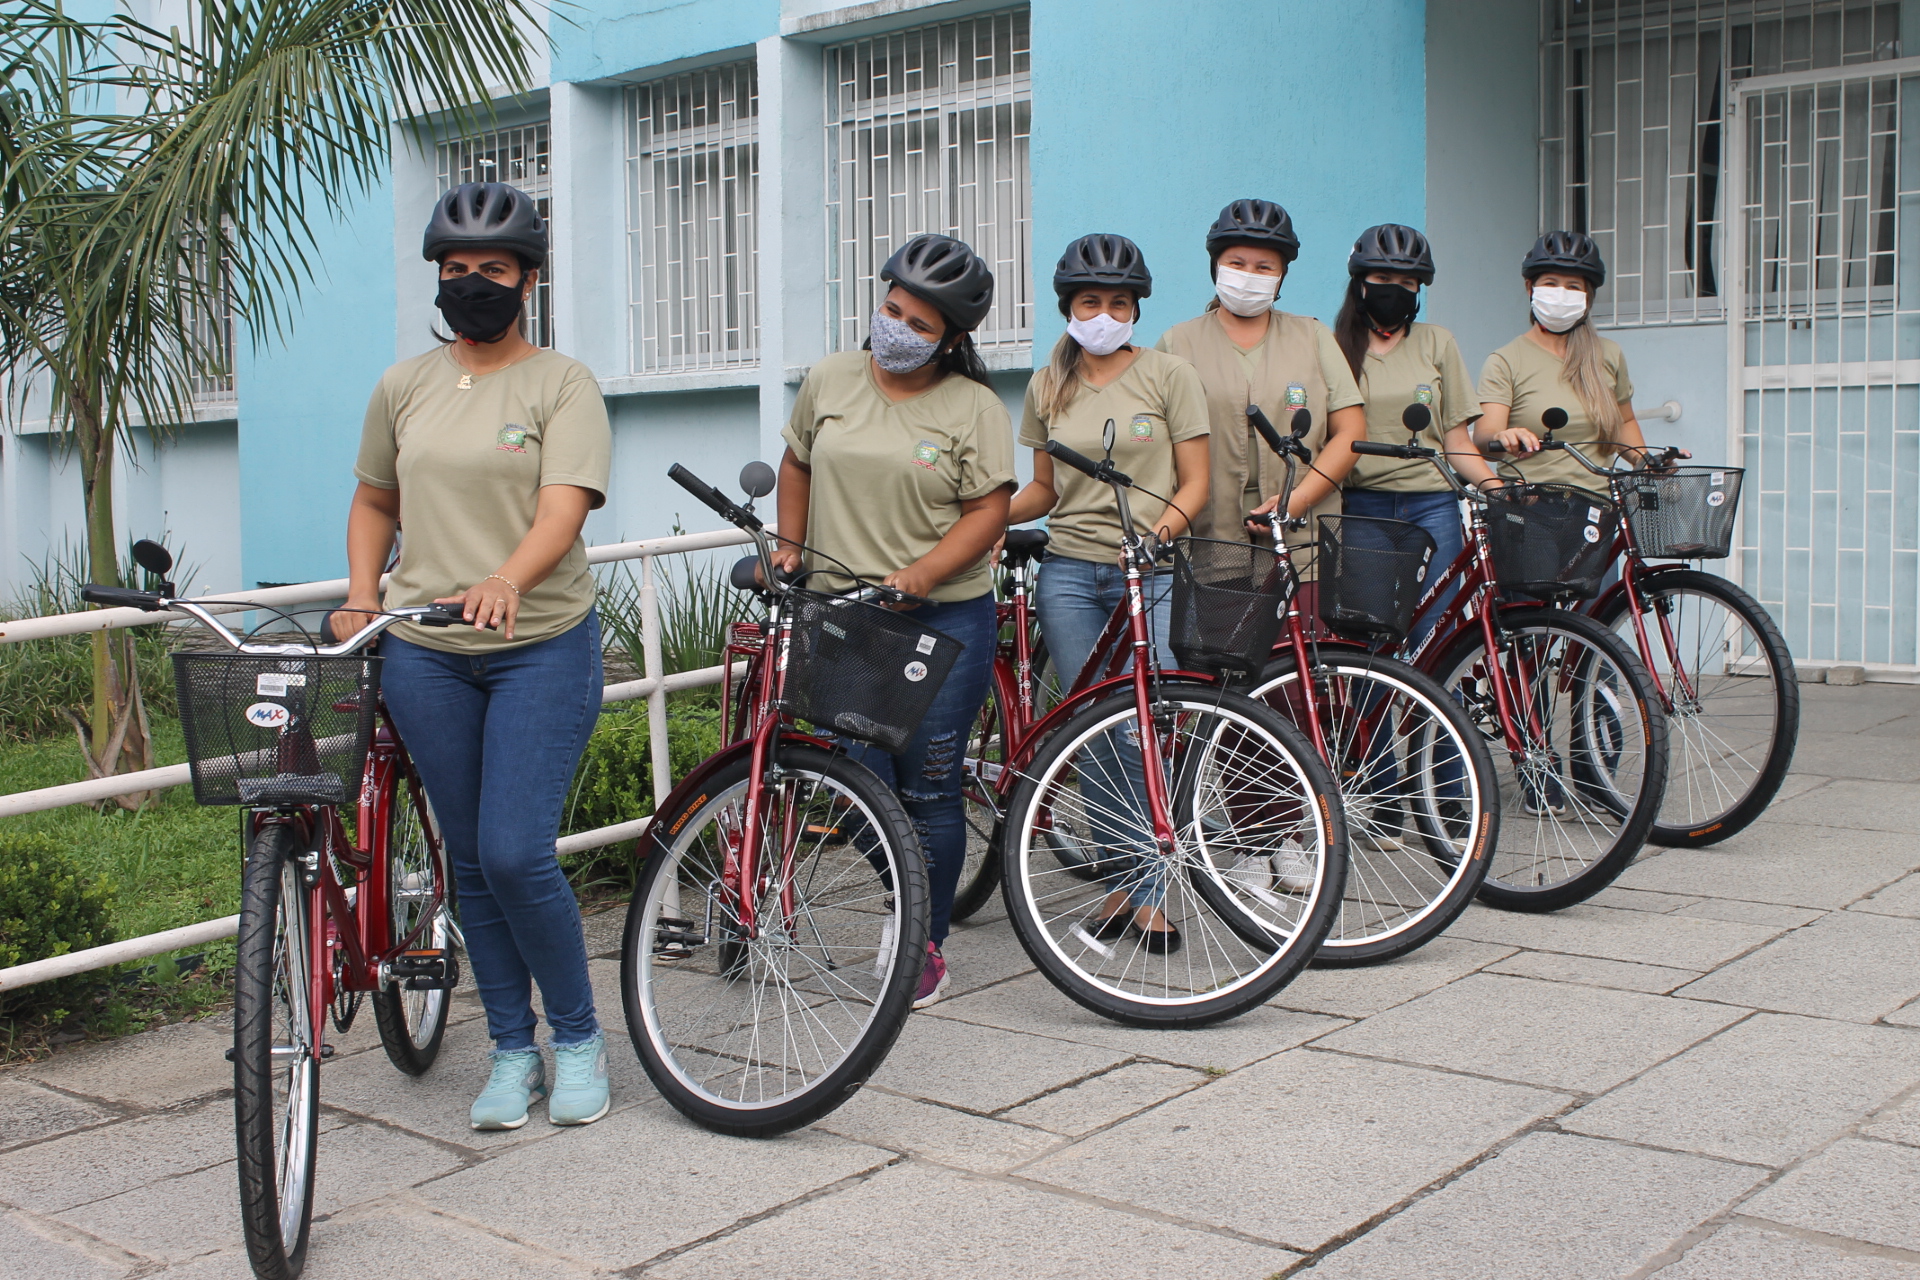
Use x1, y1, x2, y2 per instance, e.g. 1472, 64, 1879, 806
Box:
5, 681, 1920, 1279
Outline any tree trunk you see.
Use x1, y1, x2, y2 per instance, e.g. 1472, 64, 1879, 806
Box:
73, 387, 154, 807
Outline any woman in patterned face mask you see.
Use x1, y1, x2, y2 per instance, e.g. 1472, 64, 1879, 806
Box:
774, 233, 1013, 1009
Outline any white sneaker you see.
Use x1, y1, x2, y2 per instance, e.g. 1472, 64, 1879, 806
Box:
1272, 839, 1317, 893
1226, 853, 1273, 893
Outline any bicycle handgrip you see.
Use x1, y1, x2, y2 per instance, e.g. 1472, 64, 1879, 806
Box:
667, 463, 759, 529
1247, 405, 1286, 454
81, 585, 165, 611
417, 604, 464, 627
1351, 441, 1416, 459
1044, 440, 1132, 487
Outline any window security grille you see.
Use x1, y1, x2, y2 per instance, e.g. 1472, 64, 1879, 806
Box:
1541, 0, 1901, 326
627, 64, 760, 374
437, 123, 554, 348
826, 9, 1031, 353
188, 234, 235, 403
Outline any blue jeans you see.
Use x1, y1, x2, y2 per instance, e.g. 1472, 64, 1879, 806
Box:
381, 613, 603, 1051
1342, 489, 1465, 650
840, 592, 997, 948
1034, 555, 1174, 908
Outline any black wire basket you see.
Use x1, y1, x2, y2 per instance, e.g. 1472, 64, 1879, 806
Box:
1617, 466, 1743, 559
1316, 514, 1438, 645
172, 653, 381, 807
1483, 483, 1622, 601
1169, 537, 1291, 676
783, 591, 963, 753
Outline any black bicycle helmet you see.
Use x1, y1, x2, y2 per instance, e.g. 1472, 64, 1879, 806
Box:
1349, 223, 1436, 284
880, 234, 996, 331
1053, 234, 1152, 299
1205, 198, 1300, 264
423, 181, 548, 266
1521, 230, 1605, 287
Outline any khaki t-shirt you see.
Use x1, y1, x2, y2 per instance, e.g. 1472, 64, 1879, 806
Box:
1347, 322, 1481, 492
783, 351, 1015, 602
354, 346, 611, 653
1017, 347, 1210, 563
1477, 333, 1634, 496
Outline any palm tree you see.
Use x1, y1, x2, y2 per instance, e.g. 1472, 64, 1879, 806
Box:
0, 0, 542, 797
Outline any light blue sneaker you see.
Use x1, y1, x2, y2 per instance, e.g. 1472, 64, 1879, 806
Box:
470, 1048, 546, 1130
548, 1034, 611, 1126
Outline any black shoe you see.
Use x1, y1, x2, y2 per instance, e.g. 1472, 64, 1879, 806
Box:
1087, 910, 1131, 940
1135, 922, 1182, 954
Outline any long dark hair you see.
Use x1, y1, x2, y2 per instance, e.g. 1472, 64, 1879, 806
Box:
1332, 277, 1369, 382
860, 325, 994, 389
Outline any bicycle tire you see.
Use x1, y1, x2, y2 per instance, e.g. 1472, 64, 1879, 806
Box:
1249, 651, 1499, 966
372, 775, 454, 1076
234, 823, 319, 1280
620, 744, 929, 1137
1593, 569, 1799, 847
1432, 608, 1668, 912
999, 687, 1346, 1027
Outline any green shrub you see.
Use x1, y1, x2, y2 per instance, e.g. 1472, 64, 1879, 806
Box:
560, 697, 723, 893
0, 833, 117, 1018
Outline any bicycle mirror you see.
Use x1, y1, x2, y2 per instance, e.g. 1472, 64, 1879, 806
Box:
132, 538, 173, 577
1542, 407, 1568, 433
739, 461, 776, 499
1290, 408, 1312, 438
1101, 418, 1117, 456
1401, 403, 1432, 435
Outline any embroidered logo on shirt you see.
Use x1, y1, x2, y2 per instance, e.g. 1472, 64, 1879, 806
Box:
912, 440, 940, 469
1286, 382, 1308, 408
1415, 384, 1434, 405
1130, 414, 1155, 441
496, 424, 529, 453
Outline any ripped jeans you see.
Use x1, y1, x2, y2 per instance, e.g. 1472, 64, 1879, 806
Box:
838, 591, 997, 947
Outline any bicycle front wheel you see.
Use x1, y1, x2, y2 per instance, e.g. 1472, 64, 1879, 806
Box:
620, 744, 928, 1137
1595, 568, 1799, 846
372, 774, 454, 1075
1000, 687, 1346, 1027
1249, 652, 1499, 966
1433, 608, 1668, 912
233, 823, 319, 1280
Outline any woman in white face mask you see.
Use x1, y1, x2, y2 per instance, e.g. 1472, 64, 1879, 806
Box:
1473, 231, 1649, 495
1155, 198, 1368, 557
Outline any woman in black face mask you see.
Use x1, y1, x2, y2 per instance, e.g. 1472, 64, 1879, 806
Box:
1335, 224, 1501, 645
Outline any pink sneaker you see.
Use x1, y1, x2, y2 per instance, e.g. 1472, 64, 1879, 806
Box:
912, 944, 950, 1009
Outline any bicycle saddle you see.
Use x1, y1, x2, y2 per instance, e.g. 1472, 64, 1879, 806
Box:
1002, 528, 1050, 562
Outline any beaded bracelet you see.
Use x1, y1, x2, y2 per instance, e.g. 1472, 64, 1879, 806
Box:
484, 573, 521, 596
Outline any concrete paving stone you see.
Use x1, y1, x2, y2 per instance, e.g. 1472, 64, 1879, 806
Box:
1616, 824, 1920, 910
647, 1160, 1297, 1280
1484, 950, 1705, 994
1798, 686, 1920, 734
1680, 911, 1920, 1023
930, 915, 1035, 998
1674, 898, 1827, 928
1853, 872, 1920, 919
1658, 1224, 1920, 1280
1770, 771, 1835, 802
413, 1103, 894, 1270
1788, 733, 1920, 783
1272, 935, 1518, 1020
1863, 1091, 1920, 1148
1023, 1048, 1566, 1252
20, 1015, 234, 1109
1446, 901, 1784, 972
866, 1007, 1130, 1113
927, 971, 1345, 1070
1305, 1132, 1762, 1280
1744, 1138, 1920, 1253
1563, 1013, 1920, 1166
1890, 999, 1920, 1029
999, 1061, 1210, 1136
0, 1207, 143, 1280
1589, 886, 1704, 913
1316, 973, 1744, 1094
580, 903, 625, 958
1770, 780, 1920, 835
810, 1088, 1063, 1173
0, 1077, 116, 1153
0, 1097, 235, 1214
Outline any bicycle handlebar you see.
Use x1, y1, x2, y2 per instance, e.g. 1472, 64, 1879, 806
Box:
669, 463, 763, 531
78, 588, 461, 656
1351, 440, 1426, 460
1044, 440, 1133, 487
1247, 405, 1286, 454
80, 585, 167, 611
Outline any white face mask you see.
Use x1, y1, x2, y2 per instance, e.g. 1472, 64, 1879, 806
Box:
1531, 284, 1589, 333
1213, 265, 1281, 317
1067, 311, 1134, 356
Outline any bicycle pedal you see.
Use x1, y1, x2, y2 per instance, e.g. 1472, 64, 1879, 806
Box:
654, 916, 707, 958
391, 948, 459, 990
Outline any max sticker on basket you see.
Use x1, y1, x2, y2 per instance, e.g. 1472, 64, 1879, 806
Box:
245, 702, 291, 729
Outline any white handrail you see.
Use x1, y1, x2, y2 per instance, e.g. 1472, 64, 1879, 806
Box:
0, 524, 764, 990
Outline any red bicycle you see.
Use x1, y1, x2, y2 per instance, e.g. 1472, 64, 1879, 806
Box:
86, 540, 461, 1280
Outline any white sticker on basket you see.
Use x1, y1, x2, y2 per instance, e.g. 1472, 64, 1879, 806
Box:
903, 661, 929, 683
1587, 505, 1603, 523
915, 634, 937, 655
1710, 472, 1725, 486
1583, 525, 1601, 543
245, 702, 290, 729
1707, 490, 1726, 507
255, 673, 306, 696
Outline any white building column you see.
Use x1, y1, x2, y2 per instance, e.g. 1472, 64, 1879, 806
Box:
755, 35, 828, 467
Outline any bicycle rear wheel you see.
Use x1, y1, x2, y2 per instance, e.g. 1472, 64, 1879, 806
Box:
1432, 608, 1668, 912
620, 743, 928, 1137
234, 822, 318, 1280
1594, 568, 1799, 846
956, 640, 1068, 920
1249, 651, 1498, 965
372, 774, 454, 1076
1000, 687, 1346, 1027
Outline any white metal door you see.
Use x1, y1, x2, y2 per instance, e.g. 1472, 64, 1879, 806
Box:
1728, 55, 1920, 672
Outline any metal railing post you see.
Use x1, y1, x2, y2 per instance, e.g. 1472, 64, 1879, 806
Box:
638, 553, 677, 914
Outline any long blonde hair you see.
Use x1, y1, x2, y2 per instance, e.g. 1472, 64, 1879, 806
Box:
1560, 319, 1622, 450
1035, 332, 1088, 422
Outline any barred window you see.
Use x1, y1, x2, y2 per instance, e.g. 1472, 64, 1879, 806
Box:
437, 122, 554, 348
1541, 0, 1901, 326
626, 63, 760, 373
826, 9, 1031, 353
188, 234, 234, 404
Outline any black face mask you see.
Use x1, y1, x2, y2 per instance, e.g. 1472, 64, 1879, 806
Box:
435, 271, 524, 342
1360, 281, 1420, 332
